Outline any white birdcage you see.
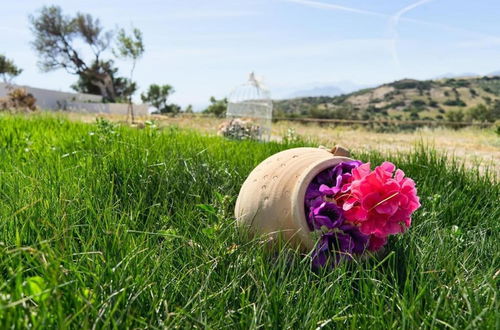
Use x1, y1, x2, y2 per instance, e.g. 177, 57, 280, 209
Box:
225, 72, 273, 141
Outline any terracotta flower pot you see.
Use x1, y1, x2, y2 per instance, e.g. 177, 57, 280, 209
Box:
235, 146, 352, 251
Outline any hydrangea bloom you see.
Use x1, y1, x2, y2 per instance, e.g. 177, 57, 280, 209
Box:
342, 162, 421, 238
367, 235, 387, 252
305, 160, 420, 268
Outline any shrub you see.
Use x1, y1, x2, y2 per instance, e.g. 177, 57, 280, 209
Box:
428, 100, 438, 108
392, 79, 432, 90
446, 79, 470, 88
366, 105, 381, 113
466, 104, 494, 122
203, 96, 228, 117
0, 88, 37, 111
445, 109, 465, 122
387, 100, 405, 108
411, 99, 426, 108
141, 84, 179, 115
483, 96, 492, 105
491, 100, 500, 120
444, 99, 466, 107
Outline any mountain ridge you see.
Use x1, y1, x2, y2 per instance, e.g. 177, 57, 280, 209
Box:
273, 75, 500, 122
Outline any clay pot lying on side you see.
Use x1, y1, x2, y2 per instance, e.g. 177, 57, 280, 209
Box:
235, 146, 352, 252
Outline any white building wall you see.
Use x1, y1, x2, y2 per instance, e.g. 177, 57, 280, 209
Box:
0, 83, 148, 116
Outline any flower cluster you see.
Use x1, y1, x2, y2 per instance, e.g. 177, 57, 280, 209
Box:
305, 160, 420, 268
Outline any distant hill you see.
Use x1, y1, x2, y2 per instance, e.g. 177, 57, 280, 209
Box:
272, 81, 367, 100
288, 85, 344, 98
432, 72, 479, 79
273, 76, 500, 122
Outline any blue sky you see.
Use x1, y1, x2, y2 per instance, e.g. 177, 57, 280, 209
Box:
2, 0, 500, 109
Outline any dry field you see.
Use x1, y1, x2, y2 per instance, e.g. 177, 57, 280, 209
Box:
69, 113, 500, 175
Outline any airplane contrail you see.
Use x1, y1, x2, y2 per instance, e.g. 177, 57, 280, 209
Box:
283, 0, 500, 65
282, 0, 434, 68
283, 0, 385, 17
389, 0, 435, 68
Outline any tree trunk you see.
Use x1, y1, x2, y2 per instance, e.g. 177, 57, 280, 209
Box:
85, 71, 116, 102
127, 98, 134, 123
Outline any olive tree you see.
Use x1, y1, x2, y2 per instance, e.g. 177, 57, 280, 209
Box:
29, 6, 142, 102
114, 27, 144, 122
0, 54, 22, 83
141, 84, 179, 114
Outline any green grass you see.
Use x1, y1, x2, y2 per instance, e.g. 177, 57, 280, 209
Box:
0, 114, 498, 328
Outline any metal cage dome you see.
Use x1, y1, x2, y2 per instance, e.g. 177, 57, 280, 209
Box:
226, 72, 273, 140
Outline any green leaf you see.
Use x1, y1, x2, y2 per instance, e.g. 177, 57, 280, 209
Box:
196, 204, 217, 214
25, 276, 49, 302
202, 227, 217, 239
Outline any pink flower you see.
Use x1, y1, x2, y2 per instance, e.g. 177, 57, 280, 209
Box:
367, 235, 387, 252
340, 162, 420, 239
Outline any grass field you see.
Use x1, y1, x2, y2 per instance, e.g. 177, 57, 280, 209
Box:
0, 113, 498, 328
70, 113, 500, 175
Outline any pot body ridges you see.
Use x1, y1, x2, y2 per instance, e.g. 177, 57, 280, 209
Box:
235, 147, 352, 251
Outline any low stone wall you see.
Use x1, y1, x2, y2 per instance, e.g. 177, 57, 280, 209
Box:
66, 102, 149, 116
0, 83, 148, 115
0, 83, 101, 109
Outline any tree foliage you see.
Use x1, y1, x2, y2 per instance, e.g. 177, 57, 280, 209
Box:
445, 109, 465, 122
29, 5, 141, 102
141, 84, 178, 114
465, 104, 495, 122
203, 96, 227, 117
0, 54, 23, 83
70, 60, 135, 102
115, 28, 144, 64
114, 27, 145, 120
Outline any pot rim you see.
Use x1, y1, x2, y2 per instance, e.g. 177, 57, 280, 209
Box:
290, 155, 354, 251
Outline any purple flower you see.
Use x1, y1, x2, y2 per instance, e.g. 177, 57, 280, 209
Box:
319, 175, 343, 196
315, 169, 335, 186
307, 201, 369, 268
308, 201, 343, 230
317, 161, 363, 196
305, 182, 322, 202
304, 160, 369, 269
305, 161, 364, 229
311, 235, 330, 269
311, 224, 369, 269
338, 222, 370, 255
